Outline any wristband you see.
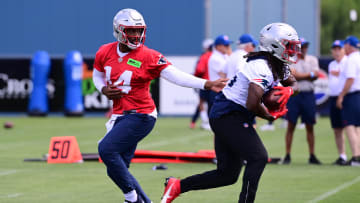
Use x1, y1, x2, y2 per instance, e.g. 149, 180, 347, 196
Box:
310, 71, 315, 78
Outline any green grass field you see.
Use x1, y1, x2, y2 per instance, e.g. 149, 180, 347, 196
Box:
0, 116, 359, 203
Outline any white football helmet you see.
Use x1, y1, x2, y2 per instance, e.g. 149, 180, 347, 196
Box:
259, 23, 301, 64
113, 8, 146, 49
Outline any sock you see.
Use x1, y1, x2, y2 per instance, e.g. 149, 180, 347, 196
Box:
124, 190, 137, 202
339, 154, 347, 161
200, 110, 208, 123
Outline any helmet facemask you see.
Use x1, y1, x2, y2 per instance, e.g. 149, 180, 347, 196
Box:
116, 25, 146, 50
259, 23, 301, 64
281, 39, 301, 64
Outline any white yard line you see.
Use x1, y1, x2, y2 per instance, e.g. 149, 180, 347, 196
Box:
308, 176, 360, 203
0, 193, 23, 198
0, 170, 17, 176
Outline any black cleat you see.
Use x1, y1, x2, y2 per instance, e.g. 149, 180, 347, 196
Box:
282, 154, 291, 164
332, 157, 347, 166
347, 157, 360, 167
309, 154, 322, 165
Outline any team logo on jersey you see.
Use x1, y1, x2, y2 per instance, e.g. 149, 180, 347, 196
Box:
252, 78, 269, 88
157, 55, 167, 65
127, 58, 142, 68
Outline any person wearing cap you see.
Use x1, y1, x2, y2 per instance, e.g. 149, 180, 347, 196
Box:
224, 34, 258, 79
283, 37, 322, 165
222, 34, 258, 128
336, 35, 360, 166
328, 40, 348, 165
190, 38, 214, 130
207, 34, 232, 109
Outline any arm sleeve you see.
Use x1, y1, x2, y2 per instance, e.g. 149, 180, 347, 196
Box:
92, 69, 106, 92
160, 65, 207, 89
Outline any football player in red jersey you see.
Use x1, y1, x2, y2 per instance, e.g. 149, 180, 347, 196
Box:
92, 8, 227, 203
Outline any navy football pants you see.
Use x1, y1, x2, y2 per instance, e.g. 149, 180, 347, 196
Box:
98, 113, 156, 203
181, 111, 268, 203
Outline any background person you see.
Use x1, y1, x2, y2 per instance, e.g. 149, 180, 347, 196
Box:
223, 33, 258, 79
207, 34, 232, 110
283, 37, 321, 164
190, 38, 213, 130
328, 40, 348, 165
336, 36, 360, 166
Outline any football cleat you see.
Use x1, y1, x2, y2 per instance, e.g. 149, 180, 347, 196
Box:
347, 157, 360, 167
309, 154, 322, 165
282, 154, 291, 164
332, 157, 347, 166
161, 177, 181, 203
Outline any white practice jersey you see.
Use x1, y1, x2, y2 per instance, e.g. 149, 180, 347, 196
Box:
208, 49, 229, 81
222, 58, 290, 108
328, 56, 347, 96
340, 51, 360, 93
224, 49, 247, 79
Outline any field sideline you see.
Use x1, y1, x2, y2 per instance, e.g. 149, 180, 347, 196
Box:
0, 116, 359, 203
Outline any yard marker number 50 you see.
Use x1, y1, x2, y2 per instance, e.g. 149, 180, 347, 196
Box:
47, 136, 83, 163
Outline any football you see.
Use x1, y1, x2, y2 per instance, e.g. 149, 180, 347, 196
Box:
263, 89, 282, 111
4, 122, 14, 129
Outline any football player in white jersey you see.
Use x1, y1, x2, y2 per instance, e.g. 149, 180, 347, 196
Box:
161, 22, 300, 203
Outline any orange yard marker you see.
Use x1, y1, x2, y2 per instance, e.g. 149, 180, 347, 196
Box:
47, 136, 83, 163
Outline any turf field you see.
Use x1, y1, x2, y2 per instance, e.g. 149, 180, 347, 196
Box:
0, 116, 359, 203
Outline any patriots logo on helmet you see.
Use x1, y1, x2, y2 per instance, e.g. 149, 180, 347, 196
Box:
157, 56, 167, 65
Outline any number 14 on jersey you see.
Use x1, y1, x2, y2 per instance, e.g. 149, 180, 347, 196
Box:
104, 66, 133, 94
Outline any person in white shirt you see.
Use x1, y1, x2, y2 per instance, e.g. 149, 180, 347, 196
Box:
223, 34, 259, 128
207, 34, 232, 109
283, 37, 321, 165
336, 35, 360, 166
328, 40, 348, 165
161, 22, 300, 203
190, 38, 214, 130
224, 34, 258, 79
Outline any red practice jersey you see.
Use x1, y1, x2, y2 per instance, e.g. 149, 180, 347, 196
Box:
94, 42, 171, 114
194, 51, 212, 80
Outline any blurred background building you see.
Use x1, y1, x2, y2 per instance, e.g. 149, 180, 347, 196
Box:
0, 0, 359, 115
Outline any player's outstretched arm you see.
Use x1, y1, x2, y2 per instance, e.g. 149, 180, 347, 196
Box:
204, 78, 228, 92
160, 65, 227, 91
